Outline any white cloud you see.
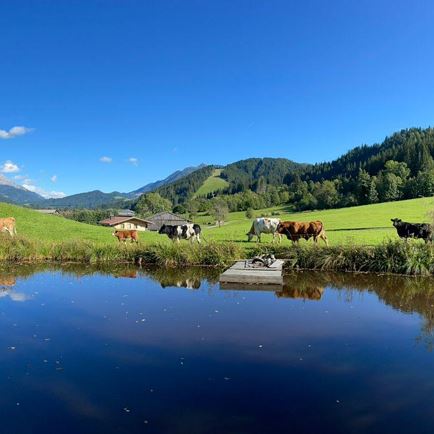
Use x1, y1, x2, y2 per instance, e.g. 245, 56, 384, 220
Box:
128, 157, 139, 166
1, 161, 20, 173
0, 126, 33, 139
50, 175, 57, 183
22, 182, 66, 199
100, 156, 112, 163
14, 175, 24, 180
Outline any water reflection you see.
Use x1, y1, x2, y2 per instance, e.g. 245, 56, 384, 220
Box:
2, 264, 434, 338
0, 270, 31, 301
0, 264, 434, 433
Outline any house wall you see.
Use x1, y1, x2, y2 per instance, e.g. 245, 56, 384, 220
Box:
113, 222, 147, 231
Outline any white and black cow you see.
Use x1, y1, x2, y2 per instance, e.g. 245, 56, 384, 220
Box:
158, 223, 202, 243
246, 217, 282, 243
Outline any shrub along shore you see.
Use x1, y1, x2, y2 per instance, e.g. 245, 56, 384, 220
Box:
0, 235, 433, 276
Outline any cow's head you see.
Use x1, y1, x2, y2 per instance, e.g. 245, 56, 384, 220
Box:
391, 218, 402, 227
158, 224, 167, 234
246, 231, 254, 242
112, 231, 117, 237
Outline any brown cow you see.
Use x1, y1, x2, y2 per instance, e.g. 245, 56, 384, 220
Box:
113, 230, 139, 243
277, 220, 328, 246
0, 217, 17, 237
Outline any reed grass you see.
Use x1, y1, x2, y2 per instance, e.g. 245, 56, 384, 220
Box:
1, 234, 433, 275
0, 235, 242, 267
251, 240, 434, 276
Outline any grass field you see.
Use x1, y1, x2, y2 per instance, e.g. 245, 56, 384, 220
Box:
0, 203, 112, 242
194, 196, 434, 246
1, 199, 434, 273
194, 169, 229, 197
1, 197, 434, 248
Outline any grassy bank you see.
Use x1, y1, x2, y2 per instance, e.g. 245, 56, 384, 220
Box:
0, 234, 242, 267
1, 200, 434, 274
1, 234, 434, 275
253, 241, 434, 276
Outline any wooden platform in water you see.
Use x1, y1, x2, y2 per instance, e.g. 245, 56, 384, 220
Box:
219, 260, 284, 286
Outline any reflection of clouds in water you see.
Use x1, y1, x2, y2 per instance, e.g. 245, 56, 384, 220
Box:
0, 289, 30, 302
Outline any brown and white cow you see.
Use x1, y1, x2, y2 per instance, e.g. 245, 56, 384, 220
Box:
0, 217, 17, 237
277, 220, 328, 246
113, 230, 139, 243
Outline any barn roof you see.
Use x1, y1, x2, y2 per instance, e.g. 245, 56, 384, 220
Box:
99, 216, 152, 227
147, 212, 191, 230
148, 211, 190, 222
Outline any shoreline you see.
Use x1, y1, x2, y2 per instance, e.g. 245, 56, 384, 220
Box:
0, 236, 433, 276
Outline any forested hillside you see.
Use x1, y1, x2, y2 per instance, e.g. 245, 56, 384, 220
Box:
281, 128, 434, 211
297, 128, 434, 182
135, 127, 434, 216
221, 158, 307, 193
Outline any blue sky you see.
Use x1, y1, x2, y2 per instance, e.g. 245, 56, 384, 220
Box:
1, 0, 434, 197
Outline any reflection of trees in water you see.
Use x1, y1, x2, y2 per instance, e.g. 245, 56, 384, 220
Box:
281, 273, 325, 300
285, 271, 434, 350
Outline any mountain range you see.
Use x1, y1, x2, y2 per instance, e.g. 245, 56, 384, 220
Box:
0, 164, 210, 208
0, 175, 45, 205
2, 127, 434, 209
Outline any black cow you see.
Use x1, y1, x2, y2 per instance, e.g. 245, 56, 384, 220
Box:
158, 223, 201, 243
391, 218, 433, 243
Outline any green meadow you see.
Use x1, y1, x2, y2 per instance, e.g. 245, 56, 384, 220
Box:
194, 196, 434, 246
1, 197, 434, 247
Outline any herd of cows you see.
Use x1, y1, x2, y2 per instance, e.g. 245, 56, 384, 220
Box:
112, 216, 434, 245
0, 215, 432, 244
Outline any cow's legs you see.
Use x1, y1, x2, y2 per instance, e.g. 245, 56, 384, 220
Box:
320, 233, 329, 246
3, 227, 13, 237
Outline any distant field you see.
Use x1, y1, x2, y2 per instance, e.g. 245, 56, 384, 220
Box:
194, 196, 434, 246
1, 197, 434, 247
194, 168, 229, 197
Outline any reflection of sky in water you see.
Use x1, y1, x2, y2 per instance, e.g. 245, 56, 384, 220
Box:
0, 269, 433, 434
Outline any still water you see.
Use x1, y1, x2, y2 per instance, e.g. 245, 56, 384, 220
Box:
1, 264, 434, 434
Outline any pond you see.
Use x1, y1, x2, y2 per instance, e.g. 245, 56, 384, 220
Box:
1, 264, 434, 434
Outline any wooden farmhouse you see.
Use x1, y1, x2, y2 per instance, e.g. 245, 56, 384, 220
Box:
147, 212, 191, 231
99, 216, 151, 231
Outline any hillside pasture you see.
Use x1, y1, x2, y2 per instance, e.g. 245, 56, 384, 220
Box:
194, 169, 229, 197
